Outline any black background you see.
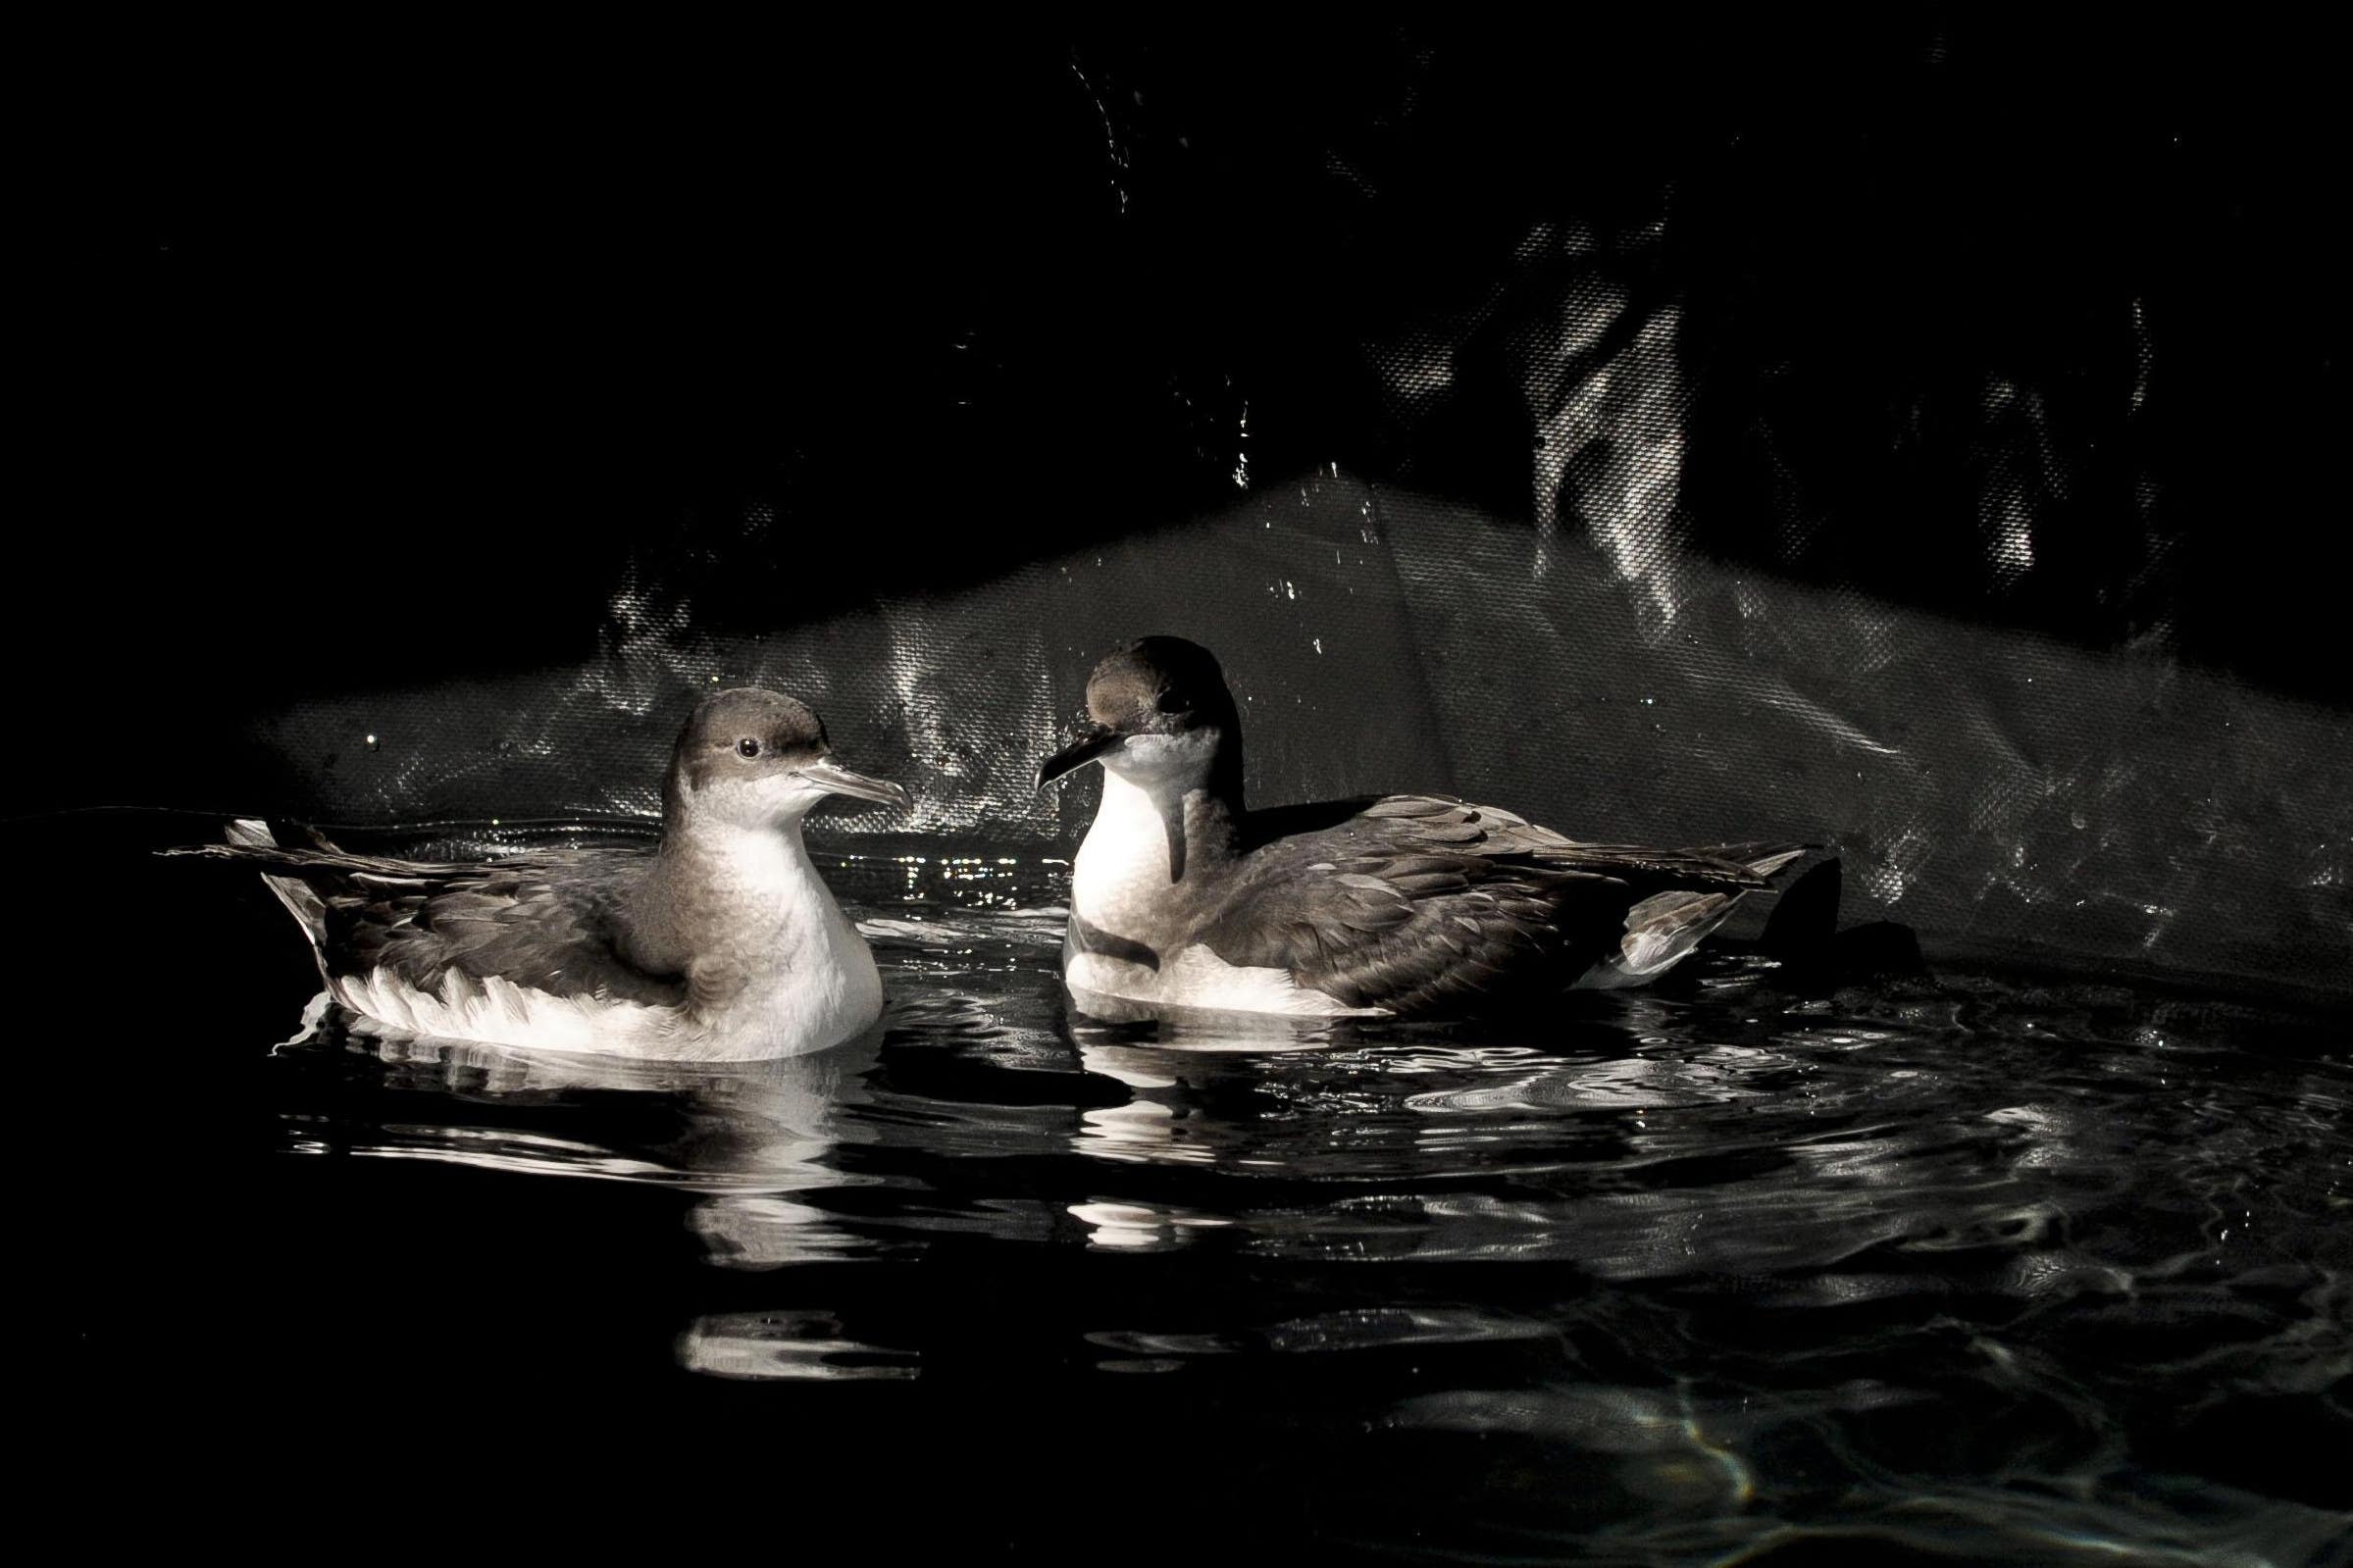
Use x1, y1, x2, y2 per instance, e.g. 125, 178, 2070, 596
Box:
22, 13, 2343, 786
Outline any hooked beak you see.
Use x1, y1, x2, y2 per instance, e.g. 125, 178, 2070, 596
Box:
794, 757, 909, 809
1037, 724, 1122, 788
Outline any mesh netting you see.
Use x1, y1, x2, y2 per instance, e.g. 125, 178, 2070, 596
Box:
34, 19, 2347, 989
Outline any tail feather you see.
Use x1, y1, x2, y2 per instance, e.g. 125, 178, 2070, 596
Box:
1582, 842, 1815, 989
163, 835, 461, 885
196, 819, 333, 960
1690, 840, 1813, 881
1589, 887, 1740, 986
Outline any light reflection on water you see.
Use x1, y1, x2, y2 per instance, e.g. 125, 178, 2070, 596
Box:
257, 899, 2352, 1564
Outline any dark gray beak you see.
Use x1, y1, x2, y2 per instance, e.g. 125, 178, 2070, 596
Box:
796, 758, 910, 809
1037, 725, 1122, 788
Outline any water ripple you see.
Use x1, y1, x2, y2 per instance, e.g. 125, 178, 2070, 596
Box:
241, 901, 2353, 1562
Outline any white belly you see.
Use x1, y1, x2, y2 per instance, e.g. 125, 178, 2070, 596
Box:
332, 967, 689, 1056
1065, 943, 1389, 1021
332, 942, 883, 1063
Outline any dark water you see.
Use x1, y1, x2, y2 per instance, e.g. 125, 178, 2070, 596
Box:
50, 820, 2352, 1562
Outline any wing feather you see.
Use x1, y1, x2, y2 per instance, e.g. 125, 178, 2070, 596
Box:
1201, 794, 1806, 1014
174, 835, 687, 1007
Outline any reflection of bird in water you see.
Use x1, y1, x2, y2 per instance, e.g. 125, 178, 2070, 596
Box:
1064, 1037, 1268, 1249
173, 688, 906, 1060
1040, 637, 1809, 1022
326, 1025, 881, 1201
262, 987, 881, 1271
281, 1021, 919, 1379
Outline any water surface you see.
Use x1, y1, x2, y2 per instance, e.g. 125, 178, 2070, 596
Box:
54, 824, 2353, 1563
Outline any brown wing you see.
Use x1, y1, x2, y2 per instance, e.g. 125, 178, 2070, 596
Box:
1202, 794, 1789, 1014
175, 838, 687, 1007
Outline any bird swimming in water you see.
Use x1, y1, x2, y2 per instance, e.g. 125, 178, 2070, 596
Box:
1037, 636, 1808, 1020
172, 687, 907, 1060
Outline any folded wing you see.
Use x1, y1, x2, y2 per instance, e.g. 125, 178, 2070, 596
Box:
170, 830, 687, 1008
1203, 794, 1803, 1013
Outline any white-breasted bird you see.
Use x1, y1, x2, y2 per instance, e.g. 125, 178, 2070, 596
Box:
1038, 636, 1807, 1020
174, 687, 906, 1060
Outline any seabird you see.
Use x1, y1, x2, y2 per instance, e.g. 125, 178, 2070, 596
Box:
1038, 636, 1808, 1020
172, 687, 907, 1060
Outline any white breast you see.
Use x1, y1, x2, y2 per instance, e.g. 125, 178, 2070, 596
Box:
1069, 768, 1182, 930
713, 898, 884, 1059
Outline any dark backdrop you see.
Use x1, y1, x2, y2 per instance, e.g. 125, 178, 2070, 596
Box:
22, 15, 2348, 986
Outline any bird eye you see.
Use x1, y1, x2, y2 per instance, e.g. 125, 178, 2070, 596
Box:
737, 737, 761, 758
1156, 689, 1190, 714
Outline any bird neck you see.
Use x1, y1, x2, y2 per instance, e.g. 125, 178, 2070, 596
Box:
629, 818, 844, 975
634, 815, 882, 1048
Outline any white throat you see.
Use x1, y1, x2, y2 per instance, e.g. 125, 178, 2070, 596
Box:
1072, 766, 1189, 929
